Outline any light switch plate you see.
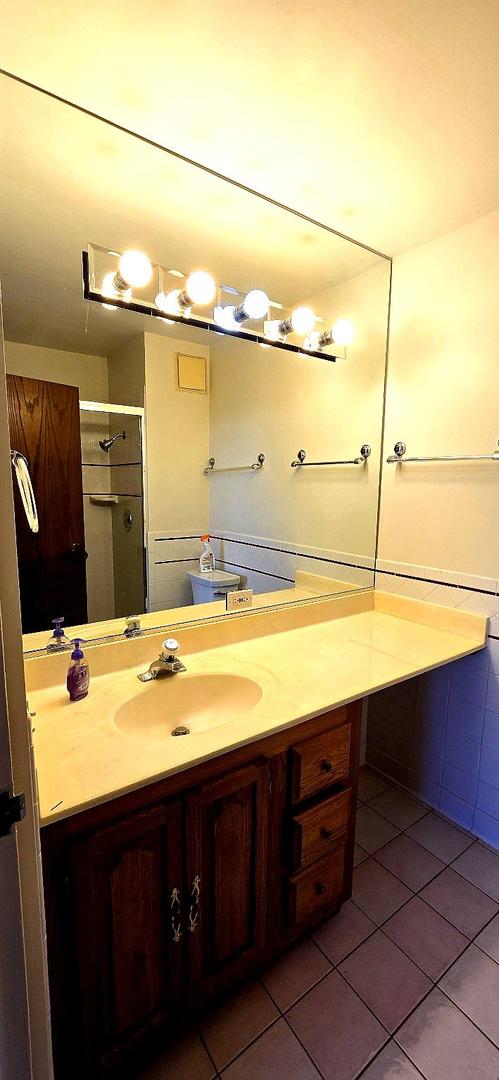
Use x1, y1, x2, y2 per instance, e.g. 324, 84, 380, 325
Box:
226, 589, 253, 611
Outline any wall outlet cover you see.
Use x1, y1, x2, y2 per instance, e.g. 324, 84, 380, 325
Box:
226, 589, 253, 611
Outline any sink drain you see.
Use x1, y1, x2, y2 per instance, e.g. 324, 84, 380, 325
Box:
171, 725, 190, 737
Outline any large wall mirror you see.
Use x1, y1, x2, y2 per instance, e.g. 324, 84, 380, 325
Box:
0, 75, 391, 653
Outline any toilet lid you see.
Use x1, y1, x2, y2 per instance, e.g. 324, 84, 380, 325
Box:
188, 569, 240, 586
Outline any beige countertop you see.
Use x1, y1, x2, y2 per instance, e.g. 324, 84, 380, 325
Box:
26, 591, 486, 827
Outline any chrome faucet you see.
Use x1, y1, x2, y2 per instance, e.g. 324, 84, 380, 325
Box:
137, 638, 186, 682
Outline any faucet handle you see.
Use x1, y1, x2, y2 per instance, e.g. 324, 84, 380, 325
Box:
162, 638, 179, 658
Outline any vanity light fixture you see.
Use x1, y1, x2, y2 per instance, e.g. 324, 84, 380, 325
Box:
214, 289, 270, 331
323, 319, 355, 347
304, 318, 355, 352
264, 305, 316, 341
233, 289, 270, 322
102, 250, 152, 308
155, 289, 191, 317
102, 271, 131, 308
85, 245, 350, 363
115, 250, 153, 290
158, 270, 216, 317
178, 270, 216, 307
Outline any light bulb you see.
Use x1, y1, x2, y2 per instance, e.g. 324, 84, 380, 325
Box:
331, 318, 354, 345
185, 270, 216, 306
156, 289, 191, 318
118, 250, 153, 288
290, 306, 316, 335
214, 304, 240, 332
102, 271, 131, 307
242, 289, 269, 320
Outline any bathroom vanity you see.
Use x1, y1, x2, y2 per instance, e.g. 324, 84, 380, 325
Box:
28, 591, 486, 1078
42, 701, 359, 1078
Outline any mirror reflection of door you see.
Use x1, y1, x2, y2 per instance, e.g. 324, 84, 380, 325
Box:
6, 374, 88, 632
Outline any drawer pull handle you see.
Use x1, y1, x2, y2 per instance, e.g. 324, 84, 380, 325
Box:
315, 882, 327, 896
320, 759, 333, 774
320, 827, 333, 840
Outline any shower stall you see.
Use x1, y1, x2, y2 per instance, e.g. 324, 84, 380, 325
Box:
80, 400, 146, 623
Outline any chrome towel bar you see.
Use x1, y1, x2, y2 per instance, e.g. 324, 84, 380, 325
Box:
291, 445, 371, 468
386, 440, 499, 464
204, 453, 265, 474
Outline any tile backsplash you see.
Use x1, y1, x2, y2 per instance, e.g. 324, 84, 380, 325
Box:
369, 559, 499, 851
147, 529, 374, 611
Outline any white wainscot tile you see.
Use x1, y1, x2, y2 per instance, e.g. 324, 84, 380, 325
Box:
421, 584, 463, 608
374, 571, 403, 595
458, 572, 498, 594
455, 591, 499, 618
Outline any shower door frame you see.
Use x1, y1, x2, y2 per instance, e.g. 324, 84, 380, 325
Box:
80, 400, 149, 616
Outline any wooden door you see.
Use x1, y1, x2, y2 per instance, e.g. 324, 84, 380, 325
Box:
186, 760, 271, 1000
6, 373, 87, 632
70, 801, 184, 1076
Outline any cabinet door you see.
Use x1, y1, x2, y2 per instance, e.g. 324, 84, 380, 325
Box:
186, 760, 270, 999
71, 801, 184, 1074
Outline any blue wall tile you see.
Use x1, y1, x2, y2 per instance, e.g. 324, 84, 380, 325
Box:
486, 672, 499, 714
442, 762, 478, 804
440, 789, 475, 830
489, 639, 499, 675
444, 729, 481, 777
450, 660, 488, 707
476, 781, 499, 820
446, 698, 485, 741
478, 745, 499, 791
483, 710, 499, 753
366, 632, 499, 851
472, 810, 499, 849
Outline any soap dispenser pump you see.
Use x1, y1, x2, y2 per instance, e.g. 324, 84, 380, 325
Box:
66, 639, 90, 702
47, 617, 70, 650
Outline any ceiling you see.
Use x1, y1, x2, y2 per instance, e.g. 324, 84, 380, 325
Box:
1, 0, 498, 257
0, 76, 385, 355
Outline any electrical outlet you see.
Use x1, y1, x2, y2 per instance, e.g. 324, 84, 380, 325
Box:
226, 589, 253, 611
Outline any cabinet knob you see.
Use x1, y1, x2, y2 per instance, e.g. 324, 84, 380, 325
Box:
315, 882, 327, 896
320, 826, 333, 840
320, 759, 333, 774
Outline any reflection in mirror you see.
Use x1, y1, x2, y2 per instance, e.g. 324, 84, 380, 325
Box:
0, 75, 391, 652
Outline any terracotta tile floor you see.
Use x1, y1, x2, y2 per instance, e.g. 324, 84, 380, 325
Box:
137, 768, 499, 1080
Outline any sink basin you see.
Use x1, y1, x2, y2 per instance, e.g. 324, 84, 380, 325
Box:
114, 673, 263, 739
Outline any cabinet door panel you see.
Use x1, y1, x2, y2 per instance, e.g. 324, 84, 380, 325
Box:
186, 761, 270, 998
71, 801, 183, 1071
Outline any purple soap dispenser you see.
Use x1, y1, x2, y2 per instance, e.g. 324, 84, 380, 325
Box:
66, 639, 90, 702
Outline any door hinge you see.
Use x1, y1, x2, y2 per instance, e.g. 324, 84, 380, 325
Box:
0, 790, 26, 838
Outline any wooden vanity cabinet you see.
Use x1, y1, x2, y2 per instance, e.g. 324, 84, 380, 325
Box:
70, 801, 184, 1075
42, 702, 361, 1078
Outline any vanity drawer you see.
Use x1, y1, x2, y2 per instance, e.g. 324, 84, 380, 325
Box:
290, 719, 351, 803
288, 844, 345, 926
292, 788, 351, 871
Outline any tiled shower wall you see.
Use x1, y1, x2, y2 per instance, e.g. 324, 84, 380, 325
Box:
368, 562, 499, 850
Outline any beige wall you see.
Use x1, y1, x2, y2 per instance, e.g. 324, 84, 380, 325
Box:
378, 209, 499, 579
5, 340, 109, 400
208, 260, 390, 562
144, 332, 210, 534
108, 334, 145, 407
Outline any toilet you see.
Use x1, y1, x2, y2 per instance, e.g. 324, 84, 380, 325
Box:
188, 568, 241, 605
